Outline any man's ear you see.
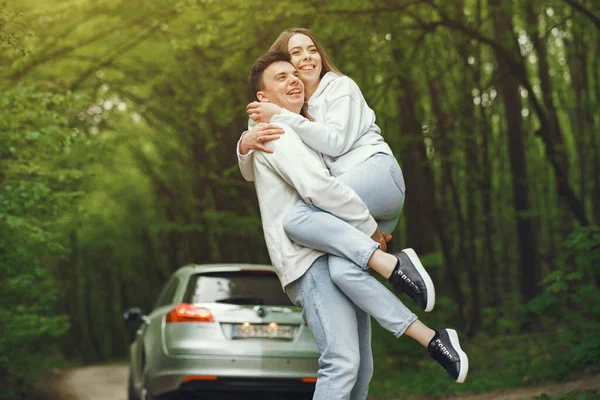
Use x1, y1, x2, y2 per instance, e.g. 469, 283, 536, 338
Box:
256, 91, 271, 103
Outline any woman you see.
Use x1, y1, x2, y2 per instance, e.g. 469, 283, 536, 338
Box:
237, 28, 468, 383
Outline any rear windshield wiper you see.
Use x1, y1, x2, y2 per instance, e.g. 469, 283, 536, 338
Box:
215, 297, 264, 305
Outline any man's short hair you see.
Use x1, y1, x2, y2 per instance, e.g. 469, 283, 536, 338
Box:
248, 51, 291, 98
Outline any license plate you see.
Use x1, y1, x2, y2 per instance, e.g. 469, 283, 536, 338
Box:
232, 324, 294, 339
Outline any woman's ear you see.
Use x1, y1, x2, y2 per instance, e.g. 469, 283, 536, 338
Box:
256, 92, 270, 102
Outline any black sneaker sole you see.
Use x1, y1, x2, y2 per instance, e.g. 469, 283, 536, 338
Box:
403, 248, 436, 312
446, 328, 469, 383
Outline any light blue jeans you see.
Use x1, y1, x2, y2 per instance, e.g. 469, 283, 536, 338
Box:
286, 256, 374, 400
283, 152, 406, 270
284, 153, 417, 400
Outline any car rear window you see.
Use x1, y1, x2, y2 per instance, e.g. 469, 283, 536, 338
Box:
183, 270, 295, 306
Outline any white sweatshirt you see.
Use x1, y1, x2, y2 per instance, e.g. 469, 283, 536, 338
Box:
238, 72, 392, 180
242, 124, 377, 288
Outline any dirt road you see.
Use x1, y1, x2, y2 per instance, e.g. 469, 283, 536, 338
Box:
442, 374, 599, 400
52, 364, 130, 400
52, 364, 598, 400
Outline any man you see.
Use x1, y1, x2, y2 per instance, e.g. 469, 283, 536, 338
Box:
238, 51, 468, 399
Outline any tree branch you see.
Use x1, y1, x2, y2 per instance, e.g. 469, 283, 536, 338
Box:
320, 0, 432, 15
563, 0, 600, 32
68, 17, 174, 91
9, 9, 174, 83
540, 11, 575, 41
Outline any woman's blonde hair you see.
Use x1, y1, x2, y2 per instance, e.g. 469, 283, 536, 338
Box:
269, 28, 343, 78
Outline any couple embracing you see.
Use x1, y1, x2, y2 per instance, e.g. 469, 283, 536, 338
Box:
235, 28, 469, 400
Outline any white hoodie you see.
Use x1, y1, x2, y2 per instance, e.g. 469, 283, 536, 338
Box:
238, 72, 392, 180
246, 124, 377, 288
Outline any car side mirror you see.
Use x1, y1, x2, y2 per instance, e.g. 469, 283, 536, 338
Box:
123, 307, 144, 323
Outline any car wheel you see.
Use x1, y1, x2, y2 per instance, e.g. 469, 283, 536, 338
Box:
128, 372, 140, 400
141, 372, 158, 400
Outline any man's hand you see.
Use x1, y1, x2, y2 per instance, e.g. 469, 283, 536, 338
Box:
247, 101, 282, 123
239, 123, 285, 155
371, 227, 392, 252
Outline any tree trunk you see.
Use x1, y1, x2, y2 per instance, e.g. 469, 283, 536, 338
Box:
525, 1, 573, 258
434, 7, 589, 226
456, 0, 482, 335
426, 58, 479, 336
395, 62, 466, 326
398, 91, 437, 257
474, 0, 500, 311
72, 230, 90, 361
395, 77, 437, 254
525, 3, 571, 178
490, 0, 540, 307
593, 38, 600, 224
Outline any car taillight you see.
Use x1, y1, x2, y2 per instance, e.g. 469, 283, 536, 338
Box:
182, 375, 218, 383
166, 304, 214, 323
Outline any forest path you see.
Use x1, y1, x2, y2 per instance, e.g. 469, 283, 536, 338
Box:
51, 363, 599, 400
52, 364, 129, 400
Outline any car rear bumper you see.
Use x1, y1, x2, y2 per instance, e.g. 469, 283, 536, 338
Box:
148, 355, 318, 397
179, 376, 316, 394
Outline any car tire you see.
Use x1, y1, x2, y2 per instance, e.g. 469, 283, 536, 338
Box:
142, 373, 158, 400
128, 372, 140, 400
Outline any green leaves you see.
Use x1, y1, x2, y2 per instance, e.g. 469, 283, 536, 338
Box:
563, 226, 600, 250
528, 227, 600, 374
0, 85, 96, 387
0, 1, 598, 396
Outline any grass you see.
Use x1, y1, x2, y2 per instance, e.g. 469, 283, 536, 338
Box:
0, 372, 61, 400
0, 349, 77, 400
534, 391, 599, 400
367, 316, 599, 399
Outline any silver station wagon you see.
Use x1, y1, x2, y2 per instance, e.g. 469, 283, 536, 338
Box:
124, 264, 319, 400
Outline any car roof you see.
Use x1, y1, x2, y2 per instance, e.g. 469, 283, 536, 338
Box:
173, 263, 276, 278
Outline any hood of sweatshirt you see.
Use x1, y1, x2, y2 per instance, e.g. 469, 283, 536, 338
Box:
308, 71, 341, 104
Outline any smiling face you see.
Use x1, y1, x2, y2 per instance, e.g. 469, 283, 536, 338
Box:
256, 61, 304, 114
287, 33, 323, 87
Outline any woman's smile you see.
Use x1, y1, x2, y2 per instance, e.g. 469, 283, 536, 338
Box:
288, 33, 323, 97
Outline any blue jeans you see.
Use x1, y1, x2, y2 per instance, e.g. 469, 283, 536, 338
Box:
283, 153, 416, 332
283, 153, 406, 269
286, 256, 374, 400
285, 154, 417, 399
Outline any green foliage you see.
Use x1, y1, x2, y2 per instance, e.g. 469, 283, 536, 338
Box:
0, 0, 598, 397
0, 86, 92, 390
0, 1, 29, 56
370, 328, 585, 398
368, 227, 600, 398
483, 294, 527, 335
528, 226, 600, 371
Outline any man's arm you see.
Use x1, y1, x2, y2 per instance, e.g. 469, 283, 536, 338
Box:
236, 123, 286, 182
255, 125, 377, 236
236, 132, 255, 182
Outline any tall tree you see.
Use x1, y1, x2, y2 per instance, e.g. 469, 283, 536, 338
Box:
489, 0, 541, 305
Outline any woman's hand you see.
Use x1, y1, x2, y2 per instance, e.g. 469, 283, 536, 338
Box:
239, 123, 285, 155
371, 227, 392, 253
247, 101, 282, 123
